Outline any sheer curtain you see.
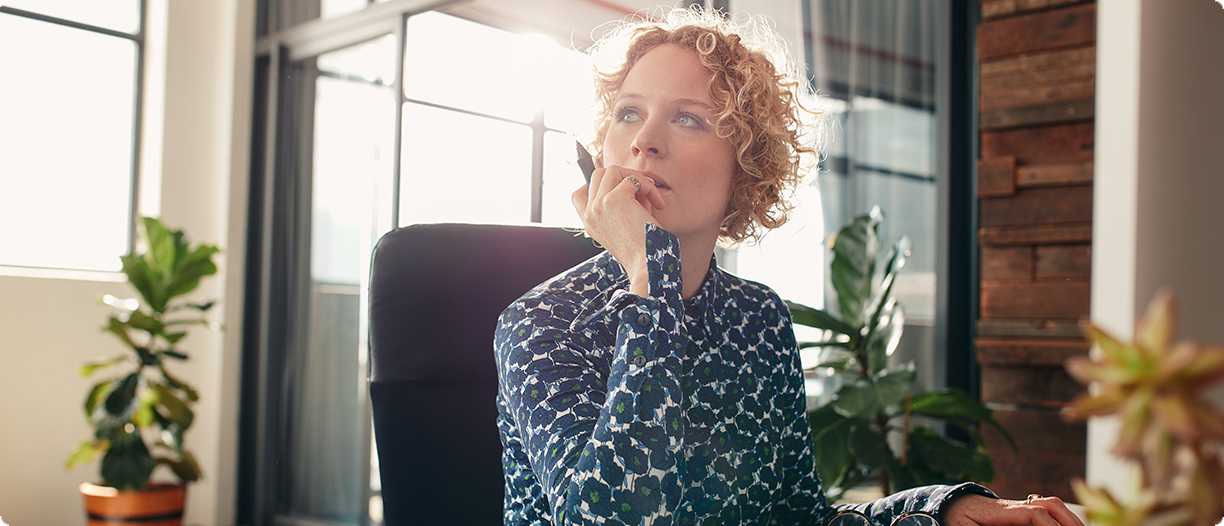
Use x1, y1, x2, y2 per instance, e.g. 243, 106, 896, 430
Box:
806, 0, 941, 389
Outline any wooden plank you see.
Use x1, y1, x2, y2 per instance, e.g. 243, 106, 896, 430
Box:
983, 407, 1087, 453
977, 318, 1085, 338
980, 364, 1084, 404
979, 186, 1093, 228
980, 45, 1095, 80
978, 3, 1096, 61
981, 62, 1095, 90
980, 281, 1090, 319
981, 98, 1094, 130
976, 338, 1089, 366
1017, 161, 1094, 187
1036, 244, 1092, 278
979, 223, 1092, 246
980, 0, 1092, 21
981, 122, 1094, 164
978, 156, 1016, 197
983, 447, 1084, 501
980, 80, 1094, 112
981, 246, 1032, 280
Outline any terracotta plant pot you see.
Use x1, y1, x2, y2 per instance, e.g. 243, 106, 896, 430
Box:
80, 482, 186, 526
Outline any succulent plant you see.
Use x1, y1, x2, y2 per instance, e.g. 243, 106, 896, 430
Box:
1065, 290, 1224, 526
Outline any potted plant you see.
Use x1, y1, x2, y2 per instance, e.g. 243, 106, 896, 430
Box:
65, 216, 220, 525
786, 206, 1014, 501
1064, 290, 1224, 526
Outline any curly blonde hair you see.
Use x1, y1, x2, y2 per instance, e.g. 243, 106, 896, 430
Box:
588, 7, 820, 244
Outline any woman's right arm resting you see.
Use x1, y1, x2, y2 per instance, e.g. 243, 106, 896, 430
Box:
495, 228, 689, 525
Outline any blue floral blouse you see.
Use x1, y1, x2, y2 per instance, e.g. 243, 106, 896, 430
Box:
495, 224, 992, 525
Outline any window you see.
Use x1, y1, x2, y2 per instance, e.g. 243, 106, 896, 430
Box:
0, 2, 143, 271
242, 7, 600, 526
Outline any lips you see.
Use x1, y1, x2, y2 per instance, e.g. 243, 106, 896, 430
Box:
642, 171, 670, 190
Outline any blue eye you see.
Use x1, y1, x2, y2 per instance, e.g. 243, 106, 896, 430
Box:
676, 112, 704, 129
614, 107, 640, 123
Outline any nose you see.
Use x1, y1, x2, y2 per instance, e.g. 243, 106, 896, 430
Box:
630, 120, 665, 158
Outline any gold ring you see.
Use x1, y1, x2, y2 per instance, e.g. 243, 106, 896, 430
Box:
625, 176, 641, 192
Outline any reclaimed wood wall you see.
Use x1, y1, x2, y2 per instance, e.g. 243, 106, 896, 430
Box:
975, 0, 1095, 501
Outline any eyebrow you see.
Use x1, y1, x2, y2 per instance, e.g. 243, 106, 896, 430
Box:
617, 93, 713, 111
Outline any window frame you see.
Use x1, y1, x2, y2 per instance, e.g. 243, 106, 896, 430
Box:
0, 2, 146, 270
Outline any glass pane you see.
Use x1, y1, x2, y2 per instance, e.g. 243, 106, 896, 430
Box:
285, 36, 396, 525
806, 0, 940, 397
0, 15, 136, 271
3, 0, 140, 34
404, 11, 556, 123
541, 131, 585, 227
398, 103, 532, 226
542, 46, 597, 138
321, 0, 366, 20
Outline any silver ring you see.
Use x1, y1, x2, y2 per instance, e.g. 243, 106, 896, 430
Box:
1027, 494, 1042, 503
625, 176, 641, 192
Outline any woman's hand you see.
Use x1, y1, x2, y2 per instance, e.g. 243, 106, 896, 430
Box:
572, 164, 666, 298
942, 494, 1084, 526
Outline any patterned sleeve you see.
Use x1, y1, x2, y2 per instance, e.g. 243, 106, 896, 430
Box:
495, 224, 691, 524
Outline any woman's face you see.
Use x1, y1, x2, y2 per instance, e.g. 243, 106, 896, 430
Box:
602, 43, 737, 243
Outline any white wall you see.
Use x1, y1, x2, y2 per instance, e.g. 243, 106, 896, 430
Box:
0, 0, 254, 524
1090, 0, 1224, 500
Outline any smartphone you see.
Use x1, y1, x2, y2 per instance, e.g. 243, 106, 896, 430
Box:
575, 140, 595, 185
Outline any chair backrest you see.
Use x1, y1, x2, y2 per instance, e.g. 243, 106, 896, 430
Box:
368, 223, 603, 525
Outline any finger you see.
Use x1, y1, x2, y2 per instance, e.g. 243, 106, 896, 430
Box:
571, 184, 590, 217
1030, 497, 1082, 526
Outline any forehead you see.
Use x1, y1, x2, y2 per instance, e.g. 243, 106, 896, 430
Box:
618, 44, 714, 103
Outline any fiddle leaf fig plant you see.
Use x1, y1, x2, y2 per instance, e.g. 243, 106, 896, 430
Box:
786, 206, 1014, 501
65, 216, 219, 490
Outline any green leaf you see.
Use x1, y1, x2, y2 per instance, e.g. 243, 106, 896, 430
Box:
859, 237, 910, 375
909, 388, 1016, 451
164, 245, 220, 300
162, 332, 188, 345
829, 207, 882, 328
104, 373, 141, 416
121, 255, 162, 313
831, 363, 916, 418
159, 367, 199, 402
904, 427, 994, 484
135, 347, 160, 367
170, 300, 216, 312
863, 302, 905, 375
848, 421, 891, 472
156, 450, 202, 482
65, 438, 108, 470
133, 388, 158, 428
808, 404, 856, 489
79, 354, 129, 377
152, 383, 194, 429
143, 216, 178, 279
126, 309, 165, 335
159, 349, 189, 360
84, 380, 112, 418
785, 301, 857, 337
103, 317, 138, 349
100, 430, 155, 490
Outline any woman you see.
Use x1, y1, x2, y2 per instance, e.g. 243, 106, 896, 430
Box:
495, 7, 1082, 526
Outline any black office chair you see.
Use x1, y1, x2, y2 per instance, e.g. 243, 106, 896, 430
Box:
368, 223, 603, 525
